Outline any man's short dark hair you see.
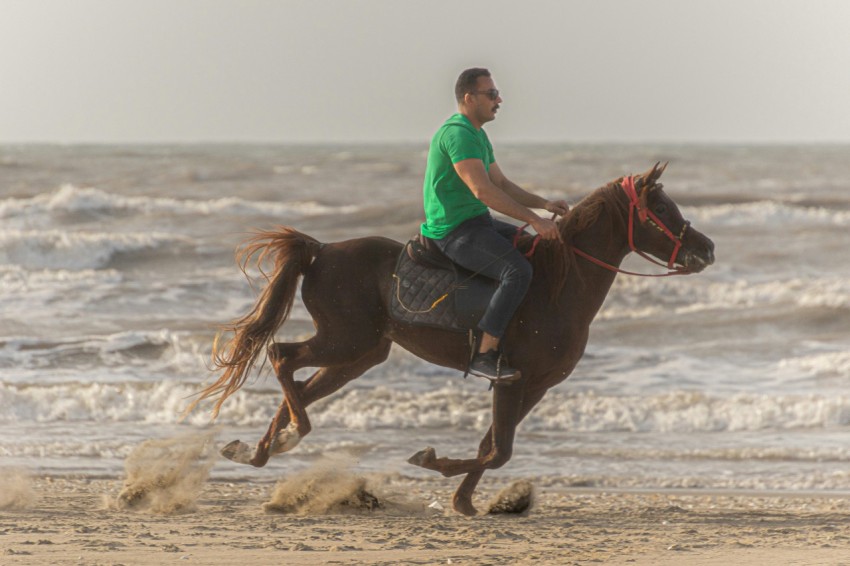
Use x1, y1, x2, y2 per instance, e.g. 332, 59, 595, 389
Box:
455, 68, 491, 103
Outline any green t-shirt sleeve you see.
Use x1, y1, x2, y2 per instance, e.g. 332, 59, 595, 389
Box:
442, 125, 487, 164
483, 132, 495, 165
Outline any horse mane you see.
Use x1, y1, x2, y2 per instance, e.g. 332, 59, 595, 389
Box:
515, 180, 628, 302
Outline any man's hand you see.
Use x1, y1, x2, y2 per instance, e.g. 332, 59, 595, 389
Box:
544, 199, 570, 216
531, 217, 561, 241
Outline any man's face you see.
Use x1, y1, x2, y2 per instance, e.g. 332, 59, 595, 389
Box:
469, 76, 502, 124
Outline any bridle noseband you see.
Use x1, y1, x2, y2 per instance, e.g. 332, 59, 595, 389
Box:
621, 175, 690, 270
572, 176, 692, 277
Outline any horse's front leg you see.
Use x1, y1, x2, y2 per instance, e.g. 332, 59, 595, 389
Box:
450, 386, 548, 516
408, 379, 525, 487
451, 459, 486, 516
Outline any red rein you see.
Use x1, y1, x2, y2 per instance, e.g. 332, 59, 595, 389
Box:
516, 176, 691, 278
512, 224, 543, 258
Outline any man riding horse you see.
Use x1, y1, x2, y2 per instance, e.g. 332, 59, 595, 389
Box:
193, 68, 715, 516
421, 68, 570, 381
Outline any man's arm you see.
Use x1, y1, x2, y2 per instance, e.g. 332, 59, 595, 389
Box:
453, 158, 561, 240
489, 162, 570, 216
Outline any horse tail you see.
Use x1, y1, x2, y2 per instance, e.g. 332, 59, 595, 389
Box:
187, 227, 322, 419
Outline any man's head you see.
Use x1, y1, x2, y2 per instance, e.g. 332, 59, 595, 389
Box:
455, 67, 502, 128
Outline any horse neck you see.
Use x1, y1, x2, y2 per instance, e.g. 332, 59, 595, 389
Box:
562, 187, 631, 313
572, 196, 631, 267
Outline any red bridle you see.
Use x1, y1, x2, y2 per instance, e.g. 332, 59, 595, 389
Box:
572, 176, 692, 277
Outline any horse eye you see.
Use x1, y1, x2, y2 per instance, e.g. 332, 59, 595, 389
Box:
655, 203, 668, 215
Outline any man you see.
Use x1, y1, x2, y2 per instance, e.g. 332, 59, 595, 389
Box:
421, 67, 569, 381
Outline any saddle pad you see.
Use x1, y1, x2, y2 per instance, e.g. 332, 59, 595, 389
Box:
390, 243, 496, 332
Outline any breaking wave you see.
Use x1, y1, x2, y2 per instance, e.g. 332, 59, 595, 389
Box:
3, 380, 850, 434
0, 185, 360, 225
0, 228, 191, 270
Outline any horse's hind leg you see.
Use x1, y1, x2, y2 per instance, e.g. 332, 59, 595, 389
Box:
220, 339, 311, 466
255, 341, 313, 465
297, 339, 390, 400
222, 337, 391, 467
267, 338, 392, 457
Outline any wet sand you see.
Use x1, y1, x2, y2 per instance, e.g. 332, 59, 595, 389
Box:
3, 473, 850, 565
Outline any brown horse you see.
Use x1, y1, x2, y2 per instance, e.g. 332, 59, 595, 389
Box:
191, 162, 715, 515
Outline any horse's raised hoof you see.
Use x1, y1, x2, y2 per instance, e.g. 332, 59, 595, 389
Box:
220, 440, 253, 465
407, 446, 437, 469
271, 422, 302, 455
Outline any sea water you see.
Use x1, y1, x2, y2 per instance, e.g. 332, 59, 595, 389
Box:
1, 143, 849, 492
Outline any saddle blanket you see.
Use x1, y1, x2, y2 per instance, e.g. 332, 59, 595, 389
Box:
389, 238, 496, 332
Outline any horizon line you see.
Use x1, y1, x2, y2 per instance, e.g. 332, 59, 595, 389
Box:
3, 138, 850, 147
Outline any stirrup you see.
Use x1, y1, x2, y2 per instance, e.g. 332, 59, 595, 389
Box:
468, 350, 522, 384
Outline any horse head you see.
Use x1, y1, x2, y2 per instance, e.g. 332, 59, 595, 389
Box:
629, 162, 715, 273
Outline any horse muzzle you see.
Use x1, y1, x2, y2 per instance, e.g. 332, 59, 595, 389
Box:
678, 238, 715, 273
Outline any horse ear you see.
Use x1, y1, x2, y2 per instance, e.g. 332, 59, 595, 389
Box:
637, 161, 668, 189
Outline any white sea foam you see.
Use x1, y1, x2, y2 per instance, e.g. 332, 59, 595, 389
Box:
0, 265, 123, 316
684, 200, 850, 227
528, 390, 850, 433
0, 330, 208, 382
3, 380, 850, 435
778, 351, 850, 379
0, 228, 190, 270
599, 275, 850, 320
0, 185, 361, 226
0, 264, 122, 289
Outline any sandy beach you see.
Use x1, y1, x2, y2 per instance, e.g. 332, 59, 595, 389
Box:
3, 468, 850, 566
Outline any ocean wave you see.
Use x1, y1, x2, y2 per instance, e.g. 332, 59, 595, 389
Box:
0, 228, 192, 270
0, 265, 123, 294
0, 185, 361, 226
778, 351, 850, 379
3, 380, 850, 434
0, 266, 124, 321
527, 390, 850, 433
684, 200, 850, 227
598, 275, 850, 319
0, 330, 208, 380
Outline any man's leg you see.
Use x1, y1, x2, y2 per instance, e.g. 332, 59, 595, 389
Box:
476, 218, 529, 354
435, 215, 532, 379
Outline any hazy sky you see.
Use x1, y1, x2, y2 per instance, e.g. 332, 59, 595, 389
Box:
3, 0, 849, 143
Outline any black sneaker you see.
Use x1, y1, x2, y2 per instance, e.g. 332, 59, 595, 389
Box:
469, 350, 521, 383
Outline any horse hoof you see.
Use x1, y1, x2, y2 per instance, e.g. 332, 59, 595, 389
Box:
407, 446, 436, 468
220, 440, 253, 465
271, 423, 302, 455
452, 496, 478, 517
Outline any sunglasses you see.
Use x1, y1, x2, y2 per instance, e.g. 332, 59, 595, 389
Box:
471, 89, 500, 101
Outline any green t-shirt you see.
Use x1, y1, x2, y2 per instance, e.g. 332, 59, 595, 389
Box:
420, 113, 494, 239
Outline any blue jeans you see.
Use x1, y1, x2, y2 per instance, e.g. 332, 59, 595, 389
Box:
433, 213, 533, 339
